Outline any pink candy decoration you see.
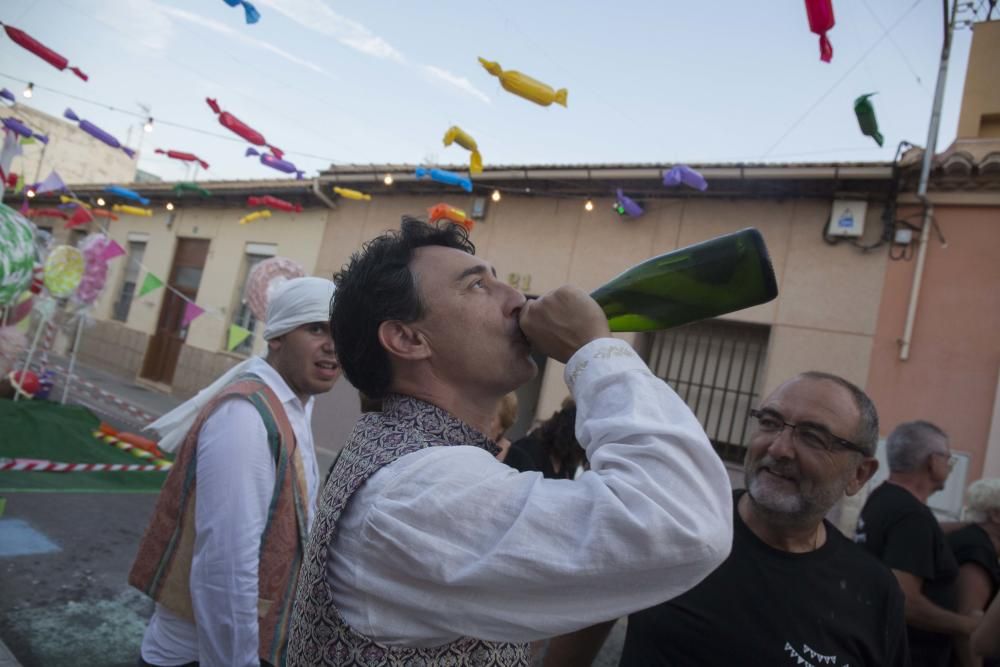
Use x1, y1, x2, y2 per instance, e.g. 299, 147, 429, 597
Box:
74, 233, 111, 305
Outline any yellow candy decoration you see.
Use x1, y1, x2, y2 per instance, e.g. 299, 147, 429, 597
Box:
442, 126, 483, 175
43, 245, 85, 297
59, 195, 91, 209
478, 57, 567, 108
112, 204, 153, 217
239, 209, 272, 225
333, 187, 372, 201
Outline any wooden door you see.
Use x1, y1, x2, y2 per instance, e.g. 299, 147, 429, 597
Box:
140, 239, 210, 385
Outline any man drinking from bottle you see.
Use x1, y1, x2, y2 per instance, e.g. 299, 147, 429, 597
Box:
286, 216, 733, 665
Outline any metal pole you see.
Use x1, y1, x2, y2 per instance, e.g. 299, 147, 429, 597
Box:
899, 0, 958, 361
61, 316, 84, 404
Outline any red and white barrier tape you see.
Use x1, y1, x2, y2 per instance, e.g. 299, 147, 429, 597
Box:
0, 457, 170, 473
44, 364, 158, 423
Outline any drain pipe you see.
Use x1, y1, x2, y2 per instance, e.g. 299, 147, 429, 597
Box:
311, 178, 337, 210
899, 0, 956, 362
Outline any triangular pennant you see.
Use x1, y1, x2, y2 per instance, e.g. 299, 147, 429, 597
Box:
227, 324, 252, 351
101, 240, 126, 261
182, 302, 205, 328
34, 170, 67, 194
13, 174, 24, 194
138, 273, 163, 297
19, 136, 36, 146
65, 206, 94, 229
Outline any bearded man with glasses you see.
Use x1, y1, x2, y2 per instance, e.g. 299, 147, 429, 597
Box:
549, 371, 909, 667
856, 420, 982, 667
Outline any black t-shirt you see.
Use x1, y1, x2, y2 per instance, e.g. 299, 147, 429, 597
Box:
948, 523, 1000, 602
856, 482, 959, 667
620, 490, 908, 667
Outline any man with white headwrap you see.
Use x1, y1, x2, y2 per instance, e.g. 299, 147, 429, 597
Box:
130, 276, 340, 667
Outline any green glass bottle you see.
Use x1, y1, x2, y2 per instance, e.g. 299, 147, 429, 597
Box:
590, 228, 778, 332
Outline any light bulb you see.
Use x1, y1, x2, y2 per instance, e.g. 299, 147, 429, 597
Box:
383, 173, 394, 185
22, 83, 34, 99
143, 117, 154, 133
491, 189, 501, 202
165, 202, 175, 211
96, 197, 106, 206
584, 199, 594, 212
26, 188, 36, 198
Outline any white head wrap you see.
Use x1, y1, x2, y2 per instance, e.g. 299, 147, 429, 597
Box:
147, 276, 336, 453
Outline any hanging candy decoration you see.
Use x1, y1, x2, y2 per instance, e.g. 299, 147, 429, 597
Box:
804, 0, 835, 63
239, 209, 272, 225
206, 98, 283, 157
73, 234, 111, 306
63, 109, 135, 158
112, 204, 153, 217
332, 187, 371, 201
43, 245, 84, 297
853, 93, 884, 146
245, 147, 304, 179
0, 203, 37, 306
247, 195, 302, 212
221, 0, 261, 24
155, 149, 210, 170
613, 189, 644, 219
246, 256, 305, 321
1, 117, 49, 144
0, 88, 15, 104
478, 57, 567, 107
0, 23, 88, 81
105, 185, 150, 205
442, 126, 483, 175
173, 182, 212, 197
427, 203, 474, 232
59, 195, 91, 209
663, 165, 708, 191
90, 209, 119, 221
24, 208, 69, 221
415, 167, 473, 193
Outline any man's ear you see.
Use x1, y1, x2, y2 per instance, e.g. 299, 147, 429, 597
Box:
266, 336, 282, 358
845, 457, 879, 497
378, 320, 430, 362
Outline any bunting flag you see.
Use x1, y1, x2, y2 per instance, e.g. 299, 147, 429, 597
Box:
182, 302, 205, 328
227, 324, 252, 351
20, 136, 36, 146
65, 206, 94, 229
138, 273, 163, 297
101, 239, 126, 261
34, 171, 67, 194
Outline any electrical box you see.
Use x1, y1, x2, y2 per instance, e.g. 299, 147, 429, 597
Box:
827, 199, 868, 238
893, 228, 913, 245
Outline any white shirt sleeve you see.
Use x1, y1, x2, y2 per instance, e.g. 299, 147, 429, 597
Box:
330, 338, 733, 646
191, 398, 276, 666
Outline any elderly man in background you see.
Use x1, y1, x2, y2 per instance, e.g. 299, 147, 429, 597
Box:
857, 420, 982, 667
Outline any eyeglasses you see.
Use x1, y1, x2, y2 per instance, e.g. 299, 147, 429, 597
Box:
930, 451, 958, 468
749, 409, 869, 456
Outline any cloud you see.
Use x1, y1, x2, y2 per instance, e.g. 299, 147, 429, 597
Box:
158, 5, 328, 75
422, 66, 492, 105
256, 0, 405, 62
94, 0, 176, 52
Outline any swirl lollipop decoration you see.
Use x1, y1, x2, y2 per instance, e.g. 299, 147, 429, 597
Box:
0, 203, 39, 307
74, 234, 112, 305
43, 245, 85, 298
246, 257, 305, 321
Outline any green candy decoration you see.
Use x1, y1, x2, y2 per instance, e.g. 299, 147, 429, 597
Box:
172, 182, 212, 197
854, 93, 884, 147
0, 204, 39, 306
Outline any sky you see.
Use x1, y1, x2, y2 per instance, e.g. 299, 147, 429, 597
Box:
0, 0, 989, 182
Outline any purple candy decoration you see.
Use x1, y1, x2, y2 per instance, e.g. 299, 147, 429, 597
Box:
0, 88, 15, 103
2, 117, 33, 137
246, 147, 304, 179
63, 108, 135, 158
663, 165, 708, 191
614, 188, 644, 218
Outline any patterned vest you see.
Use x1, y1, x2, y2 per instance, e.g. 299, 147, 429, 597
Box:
129, 374, 310, 667
287, 394, 530, 666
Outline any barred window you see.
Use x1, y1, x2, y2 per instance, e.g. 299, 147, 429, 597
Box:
645, 320, 770, 463
228, 244, 276, 355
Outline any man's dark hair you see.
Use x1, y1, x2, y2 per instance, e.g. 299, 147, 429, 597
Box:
331, 217, 475, 399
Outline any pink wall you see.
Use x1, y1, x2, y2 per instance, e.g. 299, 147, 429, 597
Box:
866, 205, 1000, 479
